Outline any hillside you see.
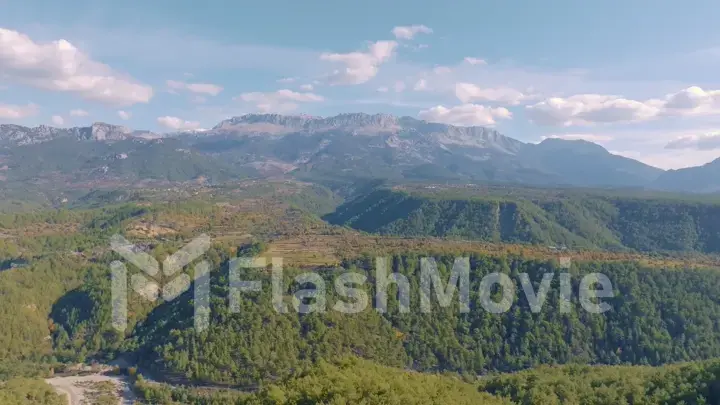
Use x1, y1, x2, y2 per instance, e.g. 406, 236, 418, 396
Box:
325, 186, 720, 254
653, 157, 720, 193
478, 360, 720, 404
520, 138, 662, 187
3, 196, 720, 402
133, 357, 720, 405
134, 357, 513, 405
131, 254, 720, 377
1, 137, 245, 185
42, 246, 720, 398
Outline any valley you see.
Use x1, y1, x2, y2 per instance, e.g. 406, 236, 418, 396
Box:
5, 2, 720, 402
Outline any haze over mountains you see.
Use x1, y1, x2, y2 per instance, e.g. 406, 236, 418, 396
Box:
0, 113, 717, 193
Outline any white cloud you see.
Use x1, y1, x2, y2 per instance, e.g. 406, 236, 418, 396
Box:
413, 79, 428, 91
464, 57, 487, 66
662, 86, 720, 116
377, 86, 389, 93
665, 132, 720, 150
117, 110, 131, 120
299, 83, 314, 91
393, 81, 406, 93
0, 103, 37, 119
157, 116, 201, 131
0, 28, 153, 105
433, 66, 452, 75
276, 77, 296, 84
51, 115, 64, 126
526, 94, 661, 126
320, 40, 397, 85
418, 104, 512, 126
166, 79, 223, 96
575, 98, 661, 124
455, 82, 527, 105
392, 25, 433, 40
69, 109, 89, 117
236, 89, 324, 113
527, 86, 720, 127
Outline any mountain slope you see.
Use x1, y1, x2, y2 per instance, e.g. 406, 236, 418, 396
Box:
58, 246, 720, 382
197, 113, 530, 180
652, 157, 720, 193
325, 186, 720, 254
190, 113, 671, 188
1, 137, 244, 184
520, 138, 663, 187
188, 113, 569, 185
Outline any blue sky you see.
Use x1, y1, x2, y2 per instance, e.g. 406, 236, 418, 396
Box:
3, 0, 720, 168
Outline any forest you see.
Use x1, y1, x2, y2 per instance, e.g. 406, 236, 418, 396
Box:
104, 253, 720, 385
2, 188, 720, 403
326, 186, 720, 254
133, 357, 720, 405
0, 378, 66, 405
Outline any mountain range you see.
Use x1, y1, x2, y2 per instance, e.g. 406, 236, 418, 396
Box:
0, 113, 717, 193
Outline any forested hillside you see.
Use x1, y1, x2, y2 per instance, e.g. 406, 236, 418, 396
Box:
133, 357, 720, 405
4, 196, 720, 403
134, 357, 512, 405
326, 187, 720, 254
100, 253, 720, 385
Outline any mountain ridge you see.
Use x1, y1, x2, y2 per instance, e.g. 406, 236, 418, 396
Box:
1, 112, 719, 192
0, 122, 158, 145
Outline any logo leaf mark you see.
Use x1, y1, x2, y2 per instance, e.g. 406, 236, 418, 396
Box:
110, 234, 159, 277
163, 233, 211, 276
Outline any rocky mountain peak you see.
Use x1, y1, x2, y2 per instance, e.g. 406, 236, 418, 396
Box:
536, 137, 609, 154
88, 122, 132, 141
0, 124, 66, 145
212, 112, 401, 133
319, 113, 398, 129
431, 125, 524, 154
213, 114, 315, 131
0, 122, 151, 145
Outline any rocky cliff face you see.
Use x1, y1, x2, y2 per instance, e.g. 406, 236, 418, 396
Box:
209, 113, 522, 151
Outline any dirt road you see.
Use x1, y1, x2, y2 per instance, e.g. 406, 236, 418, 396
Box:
45, 374, 135, 405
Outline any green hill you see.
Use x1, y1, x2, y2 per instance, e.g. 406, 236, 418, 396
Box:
479, 359, 720, 405
134, 357, 720, 405
325, 187, 720, 254
135, 357, 511, 405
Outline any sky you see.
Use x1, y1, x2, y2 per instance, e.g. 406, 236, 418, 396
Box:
2, 0, 720, 169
